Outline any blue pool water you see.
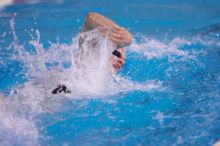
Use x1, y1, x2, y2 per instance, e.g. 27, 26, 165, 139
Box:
0, 0, 220, 146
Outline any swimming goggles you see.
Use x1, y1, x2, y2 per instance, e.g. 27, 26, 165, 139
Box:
112, 50, 122, 58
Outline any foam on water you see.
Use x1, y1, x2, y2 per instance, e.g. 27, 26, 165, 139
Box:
0, 15, 219, 145
130, 36, 189, 59
0, 107, 39, 146
7, 15, 164, 98
0, 16, 166, 145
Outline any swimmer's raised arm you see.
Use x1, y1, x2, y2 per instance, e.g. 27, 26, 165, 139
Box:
82, 12, 133, 48
82, 12, 119, 32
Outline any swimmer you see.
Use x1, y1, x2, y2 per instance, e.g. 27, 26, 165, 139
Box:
82, 12, 132, 72
52, 12, 133, 94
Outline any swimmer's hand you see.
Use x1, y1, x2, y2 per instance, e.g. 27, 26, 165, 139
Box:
100, 26, 133, 48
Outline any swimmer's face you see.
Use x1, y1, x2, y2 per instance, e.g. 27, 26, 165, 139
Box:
110, 49, 125, 73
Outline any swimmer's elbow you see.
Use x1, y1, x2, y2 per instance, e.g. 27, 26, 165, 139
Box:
82, 12, 99, 32
87, 12, 96, 19
82, 13, 93, 31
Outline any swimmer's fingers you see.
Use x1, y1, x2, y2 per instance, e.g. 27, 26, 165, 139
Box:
110, 27, 128, 36
110, 37, 124, 46
98, 26, 133, 47
109, 27, 133, 47
107, 33, 131, 48
108, 31, 123, 39
109, 31, 132, 47
98, 26, 124, 37
108, 36, 130, 48
98, 27, 122, 41
99, 28, 122, 44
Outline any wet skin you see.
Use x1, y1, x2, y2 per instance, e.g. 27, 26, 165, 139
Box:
110, 49, 125, 72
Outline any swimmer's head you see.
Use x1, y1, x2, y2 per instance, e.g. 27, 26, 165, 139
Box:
110, 48, 125, 73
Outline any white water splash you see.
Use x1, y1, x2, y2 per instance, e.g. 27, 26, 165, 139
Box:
128, 34, 219, 61
10, 13, 18, 42
8, 26, 165, 99
0, 108, 39, 146
130, 36, 190, 59
2, 15, 205, 145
